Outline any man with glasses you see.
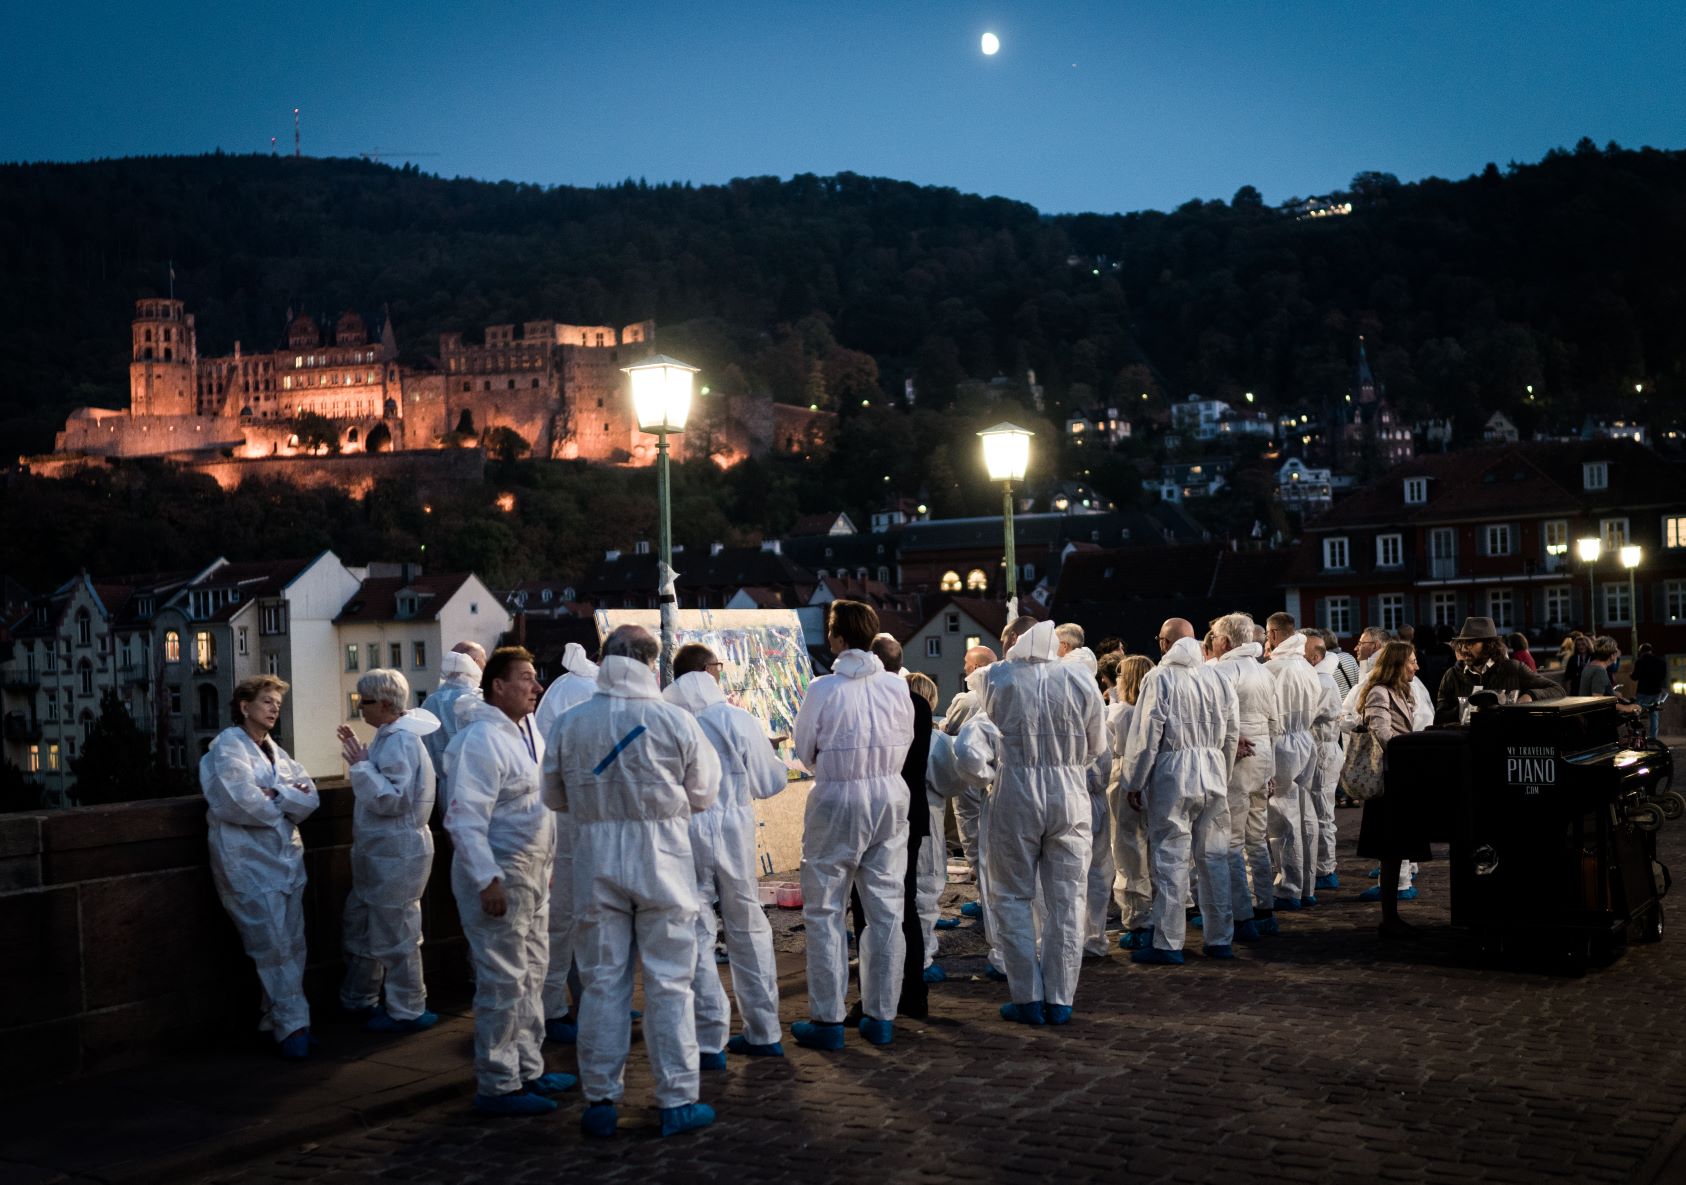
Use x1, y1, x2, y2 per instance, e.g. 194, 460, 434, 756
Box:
1432, 617, 1564, 724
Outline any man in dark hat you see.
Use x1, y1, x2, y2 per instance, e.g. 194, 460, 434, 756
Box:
1432, 617, 1566, 724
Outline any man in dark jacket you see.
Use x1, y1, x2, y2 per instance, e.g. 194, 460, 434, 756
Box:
1633, 643, 1668, 740
1433, 617, 1566, 724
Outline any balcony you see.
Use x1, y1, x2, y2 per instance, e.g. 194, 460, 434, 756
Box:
3, 670, 42, 691
4, 713, 43, 743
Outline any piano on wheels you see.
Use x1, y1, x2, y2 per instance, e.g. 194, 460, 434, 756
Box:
1386, 695, 1675, 975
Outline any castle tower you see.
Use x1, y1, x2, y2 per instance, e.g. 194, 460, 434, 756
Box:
129, 298, 197, 417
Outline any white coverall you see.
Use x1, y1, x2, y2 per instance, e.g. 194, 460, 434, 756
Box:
423, 651, 482, 809
1340, 657, 1434, 886
443, 698, 554, 1097
663, 671, 788, 1051
200, 727, 319, 1041
954, 711, 1007, 968
340, 710, 440, 1021
942, 683, 987, 880
1121, 636, 1240, 952
980, 622, 1106, 1006
1104, 699, 1153, 932
1264, 633, 1334, 901
793, 648, 915, 1025
1311, 659, 1346, 881
920, 730, 970, 965
1211, 642, 1280, 913
546, 656, 721, 1108
535, 642, 600, 1022
1083, 694, 1118, 955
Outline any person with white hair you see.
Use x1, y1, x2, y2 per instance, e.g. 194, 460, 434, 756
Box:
424, 641, 485, 807
1298, 630, 1345, 907
337, 667, 441, 1033
982, 619, 1106, 1021
1264, 622, 1334, 912
534, 638, 602, 1045
1208, 612, 1276, 939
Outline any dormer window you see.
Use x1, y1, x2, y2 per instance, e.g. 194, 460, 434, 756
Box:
1583, 461, 1608, 491
397, 595, 418, 617
1404, 477, 1428, 505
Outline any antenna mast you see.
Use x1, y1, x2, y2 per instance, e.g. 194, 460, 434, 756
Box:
293, 108, 301, 158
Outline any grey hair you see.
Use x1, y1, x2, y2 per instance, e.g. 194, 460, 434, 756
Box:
1055, 623, 1085, 648
602, 624, 659, 665
1301, 626, 1337, 647
1251, 624, 1269, 644
1212, 612, 1256, 649
1361, 626, 1392, 645
356, 667, 411, 711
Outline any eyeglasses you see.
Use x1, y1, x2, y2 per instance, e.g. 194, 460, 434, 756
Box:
1155, 635, 1174, 646
705, 661, 724, 672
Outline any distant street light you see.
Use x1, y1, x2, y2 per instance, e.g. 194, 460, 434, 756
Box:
1621, 545, 1642, 652
624, 354, 698, 683
1577, 536, 1602, 631
979, 423, 1033, 612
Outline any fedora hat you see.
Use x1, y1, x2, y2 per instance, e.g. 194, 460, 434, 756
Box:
1451, 616, 1502, 642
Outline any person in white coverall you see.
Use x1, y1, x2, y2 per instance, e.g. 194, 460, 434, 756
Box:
337, 668, 440, 1032
443, 647, 569, 1117
1120, 621, 1240, 964
1262, 622, 1335, 911
952, 666, 1011, 976
1105, 655, 1156, 950
664, 644, 790, 1060
201, 675, 319, 1058
1304, 631, 1347, 902
791, 599, 915, 1050
1079, 643, 1116, 957
981, 619, 1106, 1022
942, 643, 997, 896
546, 626, 722, 1139
534, 639, 601, 1043
1208, 613, 1279, 937
423, 642, 484, 808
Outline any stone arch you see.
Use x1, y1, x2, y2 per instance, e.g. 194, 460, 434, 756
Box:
365, 422, 393, 453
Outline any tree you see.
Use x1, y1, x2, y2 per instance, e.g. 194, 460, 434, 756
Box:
291, 411, 340, 455
70, 689, 175, 806
483, 426, 531, 461
0, 759, 44, 814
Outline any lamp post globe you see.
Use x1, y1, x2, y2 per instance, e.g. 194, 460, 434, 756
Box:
1577, 537, 1602, 633
1621, 545, 1642, 653
622, 355, 699, 683
978, 423, 1034, 609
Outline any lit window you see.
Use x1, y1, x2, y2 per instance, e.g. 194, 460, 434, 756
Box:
27, 744, 40, 773
164, 630, 181, 663
1666, 517, 1686, 549
965, 569, 989, 591
194, 631, 215, 670
348, 692, 363, 720
47, 743, 60, 772
965, 634, 981, 650
413, 641, 427, 669
940, 570, 962, 592
1543, 520, 1568, 553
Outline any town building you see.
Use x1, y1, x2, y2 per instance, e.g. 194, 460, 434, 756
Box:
1276, 458, 1334, 515
1145, 460, 1231, 503
901, 597, 1019, 699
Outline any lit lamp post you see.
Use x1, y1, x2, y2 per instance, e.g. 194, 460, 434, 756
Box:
623, 354, 698, 684
979, 423, 1034, 615
1621, 544, 1642, 652
1577, 536, 1602, 632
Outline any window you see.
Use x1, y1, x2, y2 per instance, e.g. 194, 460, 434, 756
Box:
965, 634, 981, 650
76, 609, 91, 647
1323, 537, 1350, 570
1322, 596, 1352, 635
1404, 477, 1428, 505
1544, 520, 1569, 554
367, 643, 379, 670
1666, 580, 1686, 623
265, 652, 280, 676
1486, 589, 1515, 631
1600, 518, 1629, 548
877, 566, 890, 584
237, 627, 249, 657
194, 631, 215, 671
1602, 582, 1632, 627
78, 660, 93, 696
1583, 461, 1608, 491
1485, 524, 1512, 556
348, 692, 362, 719
1376, 534, 1403, 568
1666, 516, 1686, 550
1545, 585, 1574, 627
926, 637, 942, 659
1379, 593, 1405, 631
1022, 564, 1036, 582
390, 643, 403, 668
260, 604, 288, 635
940, 570, 962, 592
164, 629, 181, 663
45, 694, 57, 722
27, 744, 39, 773
945, 613, 961, 634
346, 644, 359, 672
167, 738, 185, 769
47, 743, 60, 772
168, 686, 182, 716
965, 569, 989, 591
413, 641, 427, 669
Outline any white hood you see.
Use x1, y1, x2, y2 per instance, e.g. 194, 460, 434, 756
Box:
1269, 632, 1310, 662
457, 695, 523, 731
832, 648, 886, 679
1007, 620, 1059, 662
562, 641, 600, 680
1062, 645, 1098, 676
1161, 635, 1205, 670
596, 655, 662, 699
440, 649, 481, 683
1219, 641, 1263, 663
663, 670, 727, 715
387, 707, 441, 737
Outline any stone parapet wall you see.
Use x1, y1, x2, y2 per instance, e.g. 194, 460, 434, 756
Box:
189, 447, 485, 496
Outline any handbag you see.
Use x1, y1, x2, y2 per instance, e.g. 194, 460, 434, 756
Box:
1340, 724, 1387, 802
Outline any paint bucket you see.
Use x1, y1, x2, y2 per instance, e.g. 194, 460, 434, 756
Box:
775, 882, 804, 909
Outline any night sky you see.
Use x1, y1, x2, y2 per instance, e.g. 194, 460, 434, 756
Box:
5, 1, 1683, 214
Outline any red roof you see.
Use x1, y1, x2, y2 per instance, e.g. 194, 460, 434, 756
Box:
336, 574, 474, 623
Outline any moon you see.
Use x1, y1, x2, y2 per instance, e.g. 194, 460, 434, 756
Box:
981, 31, 1000, 55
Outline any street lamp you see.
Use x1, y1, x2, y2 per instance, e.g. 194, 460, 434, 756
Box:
1621, 544, 1642, 652
1577, 536, 1602, 631
979, 423, 1034, 613
624, 354, 698, 683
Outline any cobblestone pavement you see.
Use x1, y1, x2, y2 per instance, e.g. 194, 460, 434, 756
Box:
202, 811, 1686, 1185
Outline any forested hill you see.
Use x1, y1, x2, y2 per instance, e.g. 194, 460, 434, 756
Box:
1, 140, 1683, 454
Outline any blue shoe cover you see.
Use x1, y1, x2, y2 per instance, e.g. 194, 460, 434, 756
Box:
792, 1020, 846, 1051
367, 1009, 438, 1034
1358, 886, 1382, 902
960, 901, 983, 918
1398, 887, 1419, 901
1204, 944, 1235, 960
934, 917, 961, 930
1273, 897, 1302, 911
660, 1102, 716, 1136
476, 1090, 556, 1116
698, 1050, 727, 1071
278, 1028, 310, 1059
1118, 927, 1154, 951
1234, 920, 1263, 943
1045, 1004, 1073, 1025
923, 962, 947, 983
1301, 896, 1317, 908
524, 1071, 577, 1096
1256, 916, 1281, 936
1189, 913, 1203, 929
545, 1017, 579, 1045
1367, 866, 1382, 878
1315, 873, 1340, 890
580, 1101, 618, 1136
999, 1001, 1046, 1025
1131, 947, 1185, 966
726, 1035, 785, 1057
858, 1017, 894, 1046
984, 962, 1009, 982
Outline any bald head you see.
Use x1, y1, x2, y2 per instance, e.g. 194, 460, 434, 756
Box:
1160, 619, 1194, 642
962, 645, 996, 676
452, 640, 487, 669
